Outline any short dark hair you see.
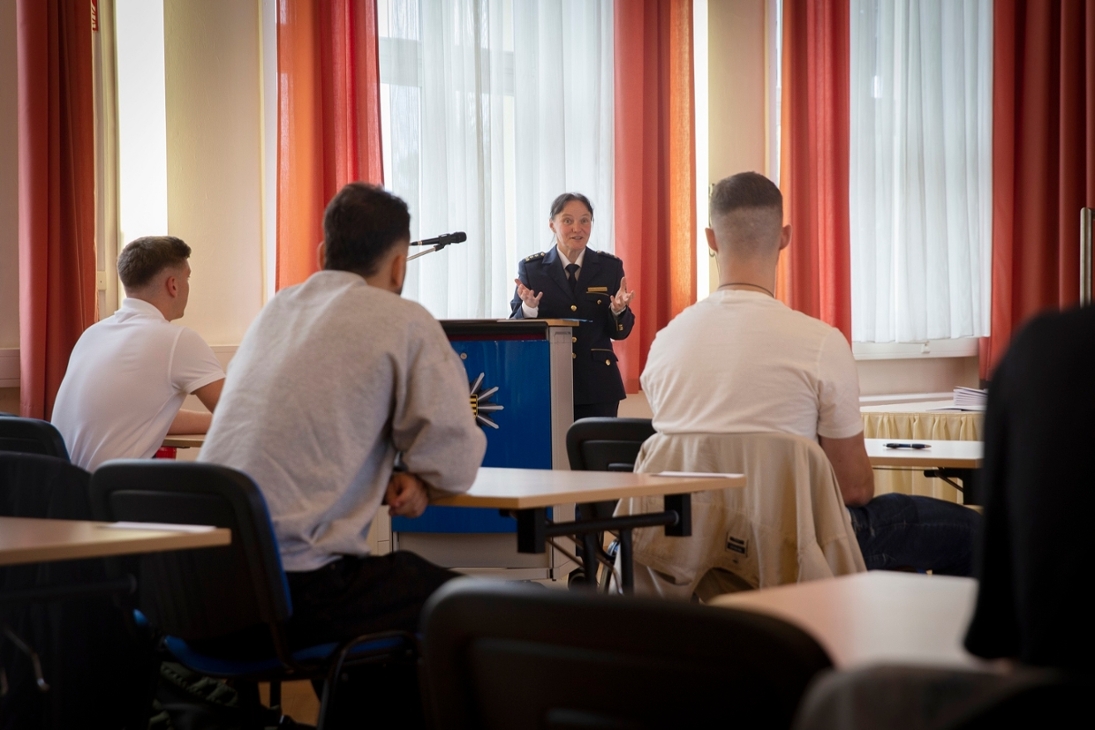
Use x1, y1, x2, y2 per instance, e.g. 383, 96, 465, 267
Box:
549, 192, 594, 220
709, 172, 783, 221
117, 236, 191, 290
323, 183, 411, 275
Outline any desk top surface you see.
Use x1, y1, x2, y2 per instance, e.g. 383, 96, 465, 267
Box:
162, 434, 205, 448
0, 516, 231, 567
865, 438, 983, 468
712, 572, 990, 670
431, 467, 746, 510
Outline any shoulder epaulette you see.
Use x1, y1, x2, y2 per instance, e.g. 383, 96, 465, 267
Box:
524, 251, 547, 262
594, 249, 621, 261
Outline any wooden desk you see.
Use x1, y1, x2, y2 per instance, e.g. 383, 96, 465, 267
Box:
0, 516, 230, 567
866, 438, 983, 504
866, 439, 982, 469
433, 467, 746, 592
861, 402, 983, 503
431, 468, 745, 510
712, 572, 991, 670
162, 434, 205, 449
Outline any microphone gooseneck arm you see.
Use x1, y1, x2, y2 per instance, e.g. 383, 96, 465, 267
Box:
407, 231, 467, 262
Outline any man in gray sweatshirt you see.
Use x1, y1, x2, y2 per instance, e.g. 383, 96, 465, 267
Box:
199, 182, 486, 727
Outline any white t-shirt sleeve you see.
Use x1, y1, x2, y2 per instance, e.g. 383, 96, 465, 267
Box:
815, 329, 864, 440
170, 327, 225, 394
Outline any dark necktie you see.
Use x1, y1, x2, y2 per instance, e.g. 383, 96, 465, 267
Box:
565, 263, 580, 297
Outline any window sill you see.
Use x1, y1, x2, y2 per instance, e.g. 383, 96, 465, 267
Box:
852, 338, 979, 361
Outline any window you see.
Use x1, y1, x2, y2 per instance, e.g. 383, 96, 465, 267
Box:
378, 0, 615, 319
849, 0, 993, 343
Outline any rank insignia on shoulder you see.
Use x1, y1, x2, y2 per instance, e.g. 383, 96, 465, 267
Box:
524, 252, 546, 262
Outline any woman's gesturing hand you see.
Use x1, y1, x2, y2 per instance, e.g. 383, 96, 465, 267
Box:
610, 276, 635, 315
515, 279, 543, 309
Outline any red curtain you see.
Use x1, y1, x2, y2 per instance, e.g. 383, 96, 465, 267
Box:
776, 0, 852, 341
614, 0, 696, 393
276, 0, 384, 290
16, 0, 97, 419
981, 0, 1095, 379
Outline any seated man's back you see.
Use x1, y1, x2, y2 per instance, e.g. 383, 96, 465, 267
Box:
52, 236, 224, 471
198, 183, 485, 728
199, 268, 482, 570
639, 172, 979, 584
644, 287, 861, 443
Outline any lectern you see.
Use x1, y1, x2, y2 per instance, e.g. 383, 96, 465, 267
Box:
389, 319, 578, 579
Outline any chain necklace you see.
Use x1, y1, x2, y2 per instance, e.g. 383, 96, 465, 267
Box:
718, 282, 774, 297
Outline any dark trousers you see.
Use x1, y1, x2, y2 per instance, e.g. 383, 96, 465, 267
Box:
285, 551, 457, 729
574, 401, 620, 420
847, 493, 981, 576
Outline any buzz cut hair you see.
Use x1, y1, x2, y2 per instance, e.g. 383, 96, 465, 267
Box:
708, 172, 784, 257
117, 236, 191, 290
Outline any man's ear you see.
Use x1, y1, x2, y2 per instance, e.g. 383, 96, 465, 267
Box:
164, 272, 179, 298
779, 224, 792, 251
316, 241, 326, 269
391, 250, 408, 293
705, 227, 719, 254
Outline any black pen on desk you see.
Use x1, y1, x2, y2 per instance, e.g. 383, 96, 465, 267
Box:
884, 442, 931, 449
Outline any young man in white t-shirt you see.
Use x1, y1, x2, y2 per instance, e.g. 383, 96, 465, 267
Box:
642, 172, 979, 575
52, 236, 224, 471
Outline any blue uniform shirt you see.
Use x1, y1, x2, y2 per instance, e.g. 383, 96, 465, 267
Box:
510, 247, 635, 406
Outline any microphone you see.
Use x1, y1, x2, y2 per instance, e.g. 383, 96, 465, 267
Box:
410, 231, 467, 247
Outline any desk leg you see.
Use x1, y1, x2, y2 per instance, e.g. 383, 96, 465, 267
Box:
515, 508, 547, 553
958, 469, 981, 505
663, 494, 692, 537
618, 529, 634, 594
923, 468, 982, 506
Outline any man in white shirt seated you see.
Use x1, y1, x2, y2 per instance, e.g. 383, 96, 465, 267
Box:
52, 236, 224, 471
198, 182, 487, 727
641, 172, 979, 575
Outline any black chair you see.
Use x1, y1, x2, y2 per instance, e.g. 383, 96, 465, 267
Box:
566, 417, 655, 472
565, 418, 655, 588
0, 417, 69, 460
420, 578, 832, 730
88, 461, 416, 730
0, 453, 149, 729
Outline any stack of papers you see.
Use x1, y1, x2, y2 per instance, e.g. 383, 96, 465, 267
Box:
953, 387, 987, 409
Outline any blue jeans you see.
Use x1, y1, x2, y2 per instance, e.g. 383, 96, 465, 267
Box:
846, 493, 981, 576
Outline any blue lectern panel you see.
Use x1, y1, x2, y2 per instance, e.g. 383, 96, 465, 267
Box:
392, 339, 552, 534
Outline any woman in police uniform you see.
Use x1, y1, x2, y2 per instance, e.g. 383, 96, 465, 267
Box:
510, 192, 635, 419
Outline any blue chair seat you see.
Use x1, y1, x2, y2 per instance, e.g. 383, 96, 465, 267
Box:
164, 634, 409, 676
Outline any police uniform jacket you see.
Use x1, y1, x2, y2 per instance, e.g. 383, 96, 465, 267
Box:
510, 246, 635, 405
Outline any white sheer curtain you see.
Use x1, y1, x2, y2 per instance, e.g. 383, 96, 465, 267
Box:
849, 0, 993, 343
378, 0, 614, 319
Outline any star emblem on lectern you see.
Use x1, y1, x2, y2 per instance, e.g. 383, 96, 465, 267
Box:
469, 372, 504, 429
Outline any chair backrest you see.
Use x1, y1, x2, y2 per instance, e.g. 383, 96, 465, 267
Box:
0, 416, 69, 460
0, 453, 151, 728
89, 460, 292, 641
421, 578, 832, 730
619, 431, 865, 595
566, 417, 655, 472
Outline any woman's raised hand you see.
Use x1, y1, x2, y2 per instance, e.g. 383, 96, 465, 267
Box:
515, 279, 543, 309
610, 276, 634, 315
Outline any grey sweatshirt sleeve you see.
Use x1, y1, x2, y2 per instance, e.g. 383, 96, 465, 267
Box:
391, 321, 487, 495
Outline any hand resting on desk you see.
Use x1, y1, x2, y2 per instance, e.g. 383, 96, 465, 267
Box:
386, 472, 429, 518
